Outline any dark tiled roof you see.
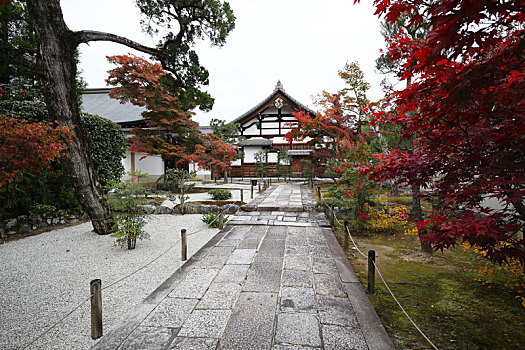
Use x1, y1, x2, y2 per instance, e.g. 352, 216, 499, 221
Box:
81, 88, 145, 124
231, 81, 316, 124
238, 138, 273, 146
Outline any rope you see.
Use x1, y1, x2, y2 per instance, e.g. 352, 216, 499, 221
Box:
21, 213, 224, 349
323, 200, 439, 350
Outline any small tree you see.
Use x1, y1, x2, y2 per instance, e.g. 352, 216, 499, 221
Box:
276, 148, 292, 182
165, 169, 196, 215
254, 150, 269, 180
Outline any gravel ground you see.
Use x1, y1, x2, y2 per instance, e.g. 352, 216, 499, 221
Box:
0, 214, 219, 350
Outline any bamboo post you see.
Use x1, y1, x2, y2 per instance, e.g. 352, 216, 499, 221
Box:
181, 229, 187, 261
219, 211, 224, 229
368, 250, 376, 294
90, 279, 103, 339
344, 220, 349, 252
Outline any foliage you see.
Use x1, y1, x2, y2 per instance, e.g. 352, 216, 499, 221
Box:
209, 118, 243, 145
191, 132, 238, 177
81, 113, 127, 189
253, 149, 269, 179
164, 169, 196, 214
363, 0, 525, 265
107, 180, 149, 249
208, 188, 232, 201
0, 115, 72, 187
28, 203, 56, 218
366, 195, 418, 236
201, 211, 228, 228
276, 148, 292, 180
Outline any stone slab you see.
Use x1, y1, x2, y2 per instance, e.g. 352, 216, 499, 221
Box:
168, 268, 219, 299
196, 282, 242, 310
217, 292, 277, 350
266, 226, 288, 239
280, 287, 316, 313
168, 337, 217, 350
285, 245, 309, 256
322, 325, 368, 350
178, 309, 230, 338
214, 264, 250, 283
311, 257, 338, 274
273, 346, 320, 350
281, 270, 313, 288
142, 298, 199, 328
314, 273, 346, 297
226, 249, 256, 264
317, 296, 358, 327
274, 313, 321, 347
284, 255, 311, 271
258, 238, 286, 258
119, 326, 175, 350
243, 257, 283, 292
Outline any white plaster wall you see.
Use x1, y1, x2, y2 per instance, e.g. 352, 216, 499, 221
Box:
232, 158, 241, 166
135, 152, 164, 176
244, 147, 263, 163
268, 152, 278, 163
243, 124, 259, 135
122, 150, 133, 174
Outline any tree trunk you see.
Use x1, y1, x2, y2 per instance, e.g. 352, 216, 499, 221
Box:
26, 0, 110, 234
223, 170, 228, 184
411, 185, 432, 254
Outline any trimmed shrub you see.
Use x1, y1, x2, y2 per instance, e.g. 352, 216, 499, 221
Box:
201, 211, 229, 228
208, 188, 232, 201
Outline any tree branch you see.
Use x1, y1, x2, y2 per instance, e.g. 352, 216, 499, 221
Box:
78, 30, 160, 56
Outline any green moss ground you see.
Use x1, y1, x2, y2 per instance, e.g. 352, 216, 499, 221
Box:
333, 229, 525, 349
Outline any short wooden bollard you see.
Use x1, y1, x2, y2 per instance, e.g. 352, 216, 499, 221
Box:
251, 185, 254, 199
317, 186, 322, 200
343, 220, 349, 252
240, 189, 244, 202
258, 183, 261, 192
329, 207, 335, 226
368, 250, 376, 294
90, 279, 103, 339
181, 229, 187, 261
219, 211, 224, 230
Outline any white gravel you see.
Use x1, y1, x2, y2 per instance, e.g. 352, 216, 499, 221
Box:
0, 214, 219, 350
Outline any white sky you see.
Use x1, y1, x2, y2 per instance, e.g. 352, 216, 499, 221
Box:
61, 0, 386, 126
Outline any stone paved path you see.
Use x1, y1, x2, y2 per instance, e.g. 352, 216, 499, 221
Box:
93, 184, 393, 350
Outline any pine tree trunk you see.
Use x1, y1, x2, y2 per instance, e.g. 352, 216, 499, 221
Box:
411, 185, 432, 254
26, 0, 110, 234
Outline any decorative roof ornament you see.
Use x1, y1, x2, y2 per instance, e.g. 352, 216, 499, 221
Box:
274, 80, 284, 91
274, 97, 284, 109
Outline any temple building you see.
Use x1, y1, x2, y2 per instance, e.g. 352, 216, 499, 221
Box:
229, 81, 315, 177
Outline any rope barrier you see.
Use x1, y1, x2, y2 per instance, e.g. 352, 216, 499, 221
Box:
320, 198, 440, 350
22, 212, 226, 349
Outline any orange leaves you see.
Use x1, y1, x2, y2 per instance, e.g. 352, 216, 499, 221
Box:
0, 116, 73, 187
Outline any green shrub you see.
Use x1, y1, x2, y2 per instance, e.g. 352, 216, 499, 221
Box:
29, 204, 56, 218
110, 212, 149, 249
201, 211, 229, 228
82, 113, 127, 189
208, 188, 232, 201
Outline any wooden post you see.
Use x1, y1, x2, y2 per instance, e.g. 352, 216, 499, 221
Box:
344, 220, 349, 252
258, 183, 261, 192
329, 207, 334, 226
90, 279, 103, 339
251, 184, 254, 199
317, 185, 322, 200
219, 211, 224, 230
368, 250, 376, 294
181, 229, 187, 261
240, 189, 244, 202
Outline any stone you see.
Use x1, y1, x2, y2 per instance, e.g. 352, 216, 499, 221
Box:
311, 257, 338, 274
281, 270, 313, 288
317, 296, 358, 327
243, 257, 283, 292
223, 204, 240, 214
217, 292, 277, 350
198, 205, 219, 214
284, 255, 311, 271
169, 268, 219, 298
257, 239, 285, 258
196, 282, 241, 309
119, 326, 174, 350
5, 218, 17, 231
0, 228, 5, 239
280, 287, 316, 313
275, 313, 321, 347
322, 325, 367, 350
168, 337, 217, 350
240, 204, 257, 212
18, 224, 30, 234
157, 205, 172, 214
142, 298, 198, 328
313, 273, 346, 297
178, 309, 230, 338
226, 249, 256, 265
138, 204, 156, 214
214, 265, 250, 283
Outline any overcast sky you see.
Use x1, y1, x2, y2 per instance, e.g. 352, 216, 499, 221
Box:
61, 0, 387, 126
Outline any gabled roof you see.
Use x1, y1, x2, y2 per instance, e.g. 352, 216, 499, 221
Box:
231, 81, 316, 124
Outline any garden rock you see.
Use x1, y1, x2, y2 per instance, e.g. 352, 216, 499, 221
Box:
241, 204, 257, 212
223, 204, 240, 214
18, 225, 30, 234
5, 219, 17, 231
197, 205, 219, 214
156, 205, 172, 215
139, 205, 156, 214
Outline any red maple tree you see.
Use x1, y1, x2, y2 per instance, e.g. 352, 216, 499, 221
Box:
362, 0, 525, 264
0, 116, 72, 187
